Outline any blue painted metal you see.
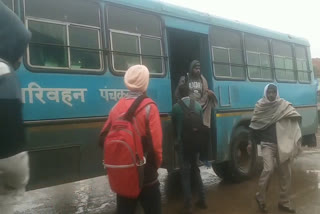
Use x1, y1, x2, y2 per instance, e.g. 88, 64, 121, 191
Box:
18, 64, 172, 121
214, 80, 317, 111
163, 16, 209, 34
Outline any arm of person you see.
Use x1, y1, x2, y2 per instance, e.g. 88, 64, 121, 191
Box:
148, 104, 163, 168
174, 76, 186, 101
99, 113, 113, 149
171, 104, 181, 150
207, 89, 218, 106
247, 128, 260, 154
171, 104, 178, 137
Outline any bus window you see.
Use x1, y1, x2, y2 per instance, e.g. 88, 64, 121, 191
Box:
295, 45, 311, 83
107, 6, 164, 75
24, 0, 102, 72
245, 35, 272, 81
211, 27, 245, 79
272, 40, 295, 82
3, 0, 13, 11
28, 20, 68, 68
69, 26, 101, 70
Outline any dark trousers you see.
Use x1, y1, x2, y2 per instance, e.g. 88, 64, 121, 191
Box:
179, 150, 205, 208
116, 182, 161, 214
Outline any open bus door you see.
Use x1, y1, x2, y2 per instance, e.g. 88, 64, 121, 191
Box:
166, 28, 215, 171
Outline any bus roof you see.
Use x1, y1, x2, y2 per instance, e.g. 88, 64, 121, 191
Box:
104, 0, 310, 46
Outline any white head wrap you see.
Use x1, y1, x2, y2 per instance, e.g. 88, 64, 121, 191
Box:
124, 65, 150, 92
263, 83, 280, 102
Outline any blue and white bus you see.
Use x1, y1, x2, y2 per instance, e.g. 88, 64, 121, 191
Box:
3, 0, 317, 187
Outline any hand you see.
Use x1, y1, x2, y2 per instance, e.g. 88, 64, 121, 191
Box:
207, 89, 215, 98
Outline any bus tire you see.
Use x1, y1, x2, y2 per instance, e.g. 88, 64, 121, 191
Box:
229, 126, 257, 181
212, 126, 257, 182
212, 161, 231, 180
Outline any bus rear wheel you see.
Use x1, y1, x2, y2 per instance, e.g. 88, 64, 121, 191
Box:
212, 126, 257, 182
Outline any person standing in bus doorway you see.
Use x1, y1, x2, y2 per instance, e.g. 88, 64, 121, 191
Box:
0, 2, 32, 214
172, 83, 207, 214
175, 60, 217, 126
100, 65, 163, 214
249, 83, 301, 213
175, 60, 217, 160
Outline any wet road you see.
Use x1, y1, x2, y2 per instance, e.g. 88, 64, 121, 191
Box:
15, 147, 320, 214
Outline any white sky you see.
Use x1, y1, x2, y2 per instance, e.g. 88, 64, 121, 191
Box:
160, 0, 320, 58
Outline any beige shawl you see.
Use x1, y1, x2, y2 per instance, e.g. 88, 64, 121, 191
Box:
250, 94, 302, 163
175, 74, 217, 127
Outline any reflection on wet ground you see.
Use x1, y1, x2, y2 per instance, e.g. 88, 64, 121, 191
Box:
15, 149, 320, 214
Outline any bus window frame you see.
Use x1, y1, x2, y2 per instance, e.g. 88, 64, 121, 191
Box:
244, 34, 274, 82
105, 3, 166, 78
23, 0, 105, 75
210, 26, 246, 81
271, 40, 297, 83
294, 45, 312, 84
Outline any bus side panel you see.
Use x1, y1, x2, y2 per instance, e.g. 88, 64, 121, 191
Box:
26, 121, 104, 189
19, 68, 172, 121
215, 116, 233, 162
297, 107, 318, 135
26, 117, 172, 189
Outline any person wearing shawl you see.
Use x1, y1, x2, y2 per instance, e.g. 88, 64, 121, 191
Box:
175, 60, 217, 128
250, 83, 301, 213
175, 60, 217, 161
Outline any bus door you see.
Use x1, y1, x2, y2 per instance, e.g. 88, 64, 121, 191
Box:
166, 27, 215, 166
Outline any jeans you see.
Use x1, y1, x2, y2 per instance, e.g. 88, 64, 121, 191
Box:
179, 150, 205, 208
116, 182, 161, 214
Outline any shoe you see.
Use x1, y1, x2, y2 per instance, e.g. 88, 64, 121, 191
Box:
278, 204, 296, 213
255, 195, 268, 213
195, 200, 208, 209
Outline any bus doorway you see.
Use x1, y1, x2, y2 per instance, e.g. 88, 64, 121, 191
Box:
167, 28, 215, 161
167, 29, 213, 101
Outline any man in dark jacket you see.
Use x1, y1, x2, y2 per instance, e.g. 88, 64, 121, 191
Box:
172, 84, 207, 214
0, 2, 32, 213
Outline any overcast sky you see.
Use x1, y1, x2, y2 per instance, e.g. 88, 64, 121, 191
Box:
160, 0, 320, 58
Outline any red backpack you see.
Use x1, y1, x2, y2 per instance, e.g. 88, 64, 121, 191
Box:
103, 95, 153, 198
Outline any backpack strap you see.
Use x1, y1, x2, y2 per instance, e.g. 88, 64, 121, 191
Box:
189, 99, 195, 111
123, 95, 148, 122
185, 73, 189, 84
144, 104, 152, 158
178, 99, 191, 113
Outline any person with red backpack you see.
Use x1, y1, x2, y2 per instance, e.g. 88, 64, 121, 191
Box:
100, 65, 163, 214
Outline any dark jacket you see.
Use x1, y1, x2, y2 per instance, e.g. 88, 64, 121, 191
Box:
171, 97, 203, 143
250, 124, 277, 144
0, 2, 31, 159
